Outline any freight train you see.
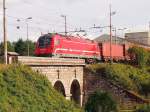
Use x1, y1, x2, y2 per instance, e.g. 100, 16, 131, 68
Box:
35, 33, 129, 63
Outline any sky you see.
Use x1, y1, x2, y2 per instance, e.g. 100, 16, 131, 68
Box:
0, 0, 150, 42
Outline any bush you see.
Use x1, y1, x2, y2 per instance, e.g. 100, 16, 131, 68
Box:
147, 51, 150, 66
128, 46, 149, 68
135, 104, 150, 112
87, 64, 150, 97
0, 64, 82, 112
85, 90, 118, 112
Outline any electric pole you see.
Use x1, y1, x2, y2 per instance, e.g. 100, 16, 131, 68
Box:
109, 4, 113, 64
26, 17, 32, 56
112, 27, 117, 44
115, 28, 117, 44
109, 4, 116, 64
61, 15, 67, 35
149, 21, 150, 32
64, 16, 67, 35
3, 0, 7, 64
26, 22, 29, 56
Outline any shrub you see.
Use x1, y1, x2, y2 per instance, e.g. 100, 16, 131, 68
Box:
85, 90, 118, 112
86, 64, 150, 97
128, 46, 149, 68
147, 51, 150, 66
135, 104, 150, 112
0, 64, 82, 112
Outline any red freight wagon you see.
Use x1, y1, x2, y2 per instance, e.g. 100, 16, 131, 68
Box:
100, 42, 125, 61
35, 33, 101, 62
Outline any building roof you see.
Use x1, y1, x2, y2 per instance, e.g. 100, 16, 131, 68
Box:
7, 52, 19, 56
125, 31, 150, 46
125, 31, 150, 34
94, 34, 125, 44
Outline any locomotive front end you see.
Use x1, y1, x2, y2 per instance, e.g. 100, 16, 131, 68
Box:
35, 34, 54, 57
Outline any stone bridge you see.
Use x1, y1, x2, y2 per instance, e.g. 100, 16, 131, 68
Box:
18, 56, 85, 106
8, 55, 149, 110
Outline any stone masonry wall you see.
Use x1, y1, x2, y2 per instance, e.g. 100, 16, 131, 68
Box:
31, 66, 84, 99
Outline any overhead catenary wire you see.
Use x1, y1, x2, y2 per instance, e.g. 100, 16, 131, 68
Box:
2, 16, 85, 39
0, 13, 67, 27
0, 10, 108, 30
0, 10, 112, 41
0, 12, 109, 29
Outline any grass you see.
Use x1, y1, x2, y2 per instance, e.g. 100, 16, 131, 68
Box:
0, 64, 82, 112
86, 63, 150, 98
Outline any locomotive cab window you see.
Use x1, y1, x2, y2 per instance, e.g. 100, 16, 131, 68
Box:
39, 37, 45, 48
45, 36, 51, 47
38, 35, 52, 48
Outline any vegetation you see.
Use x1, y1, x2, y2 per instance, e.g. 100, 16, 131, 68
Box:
0, 41, 15, 54
86, 64, 150, 98
135, 104, 150, 112
128, 46, 150, 68
147, 51, 150, 66
0, 64, 82, 112
0, 39, 35, 56
85, 90, 118, 112
0, 56, 4, 63
14, 39, 35, 56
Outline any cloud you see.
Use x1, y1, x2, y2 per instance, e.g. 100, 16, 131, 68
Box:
0, 0, 20, 4
0, 0, 150, 42
0, 0, 20, 9
0, 1, 2, 8
65, 0, 86, 4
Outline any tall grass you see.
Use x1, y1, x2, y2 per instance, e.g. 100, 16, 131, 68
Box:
0, 64, 82, 112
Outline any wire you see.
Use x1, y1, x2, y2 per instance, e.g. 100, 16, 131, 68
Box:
0, 12, 110, 41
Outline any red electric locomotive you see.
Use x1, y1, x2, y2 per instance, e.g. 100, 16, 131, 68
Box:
35, 33, 101, 62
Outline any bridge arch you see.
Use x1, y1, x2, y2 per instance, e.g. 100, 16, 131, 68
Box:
54, 80, 66, 97
70, 79, 81, 104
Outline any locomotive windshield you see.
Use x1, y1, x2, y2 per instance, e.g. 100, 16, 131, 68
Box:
38, 35, 51, 48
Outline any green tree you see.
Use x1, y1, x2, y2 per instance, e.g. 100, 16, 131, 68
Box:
14, 39, 26, 56
14, 39, 35, 56
85, 90, 118, 112
0, 41, 15, 54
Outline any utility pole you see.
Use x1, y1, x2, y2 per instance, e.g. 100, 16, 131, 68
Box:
3, 0, 7, 64
26, 17, 32, 56
113, 27, 117, 44
109, 4, 116, 64
109, 4, 113, 64
149, 21, 150, 32
26, 22, 29, 56
61, 15, 67, 35
115, 28, 117, 44
64, 16, 67, 35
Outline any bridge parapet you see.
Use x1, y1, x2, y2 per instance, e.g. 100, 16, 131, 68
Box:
18, 56, 85, 66
17, 56, 85, 106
